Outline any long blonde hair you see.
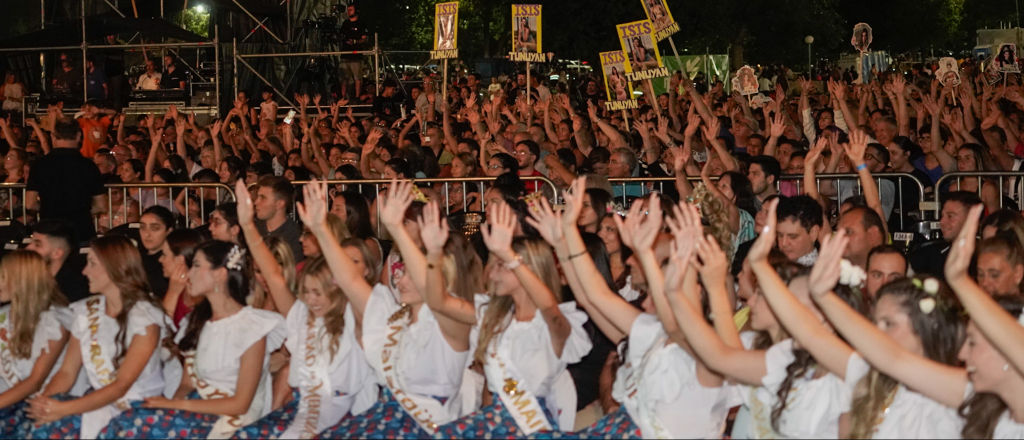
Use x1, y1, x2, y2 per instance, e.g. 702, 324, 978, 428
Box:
250, 236, 298, 309
298, 256, 346, 361
473, 237, 560, 365
3, 250, 67, 359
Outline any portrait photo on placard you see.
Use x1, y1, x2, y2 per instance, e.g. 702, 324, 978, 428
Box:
936, 57, 961, 86
995, 43, 1020, 72
513, 16, 537, 52
736, 66, 758, 95
601, 51, 633, 102
624, 33, 658, 72
851, 23, 873, 53
642, 0, 673, 33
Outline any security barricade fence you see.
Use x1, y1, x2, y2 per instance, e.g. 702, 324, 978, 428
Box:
934, 171, 1024, 214
608, 172, 929, 231
101, 183, 237, 231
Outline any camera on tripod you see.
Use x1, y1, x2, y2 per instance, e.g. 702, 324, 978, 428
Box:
301, 5, 348, 45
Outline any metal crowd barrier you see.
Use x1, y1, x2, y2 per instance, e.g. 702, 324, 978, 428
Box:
102, 183, 237, 230
608, 172, 929, 230
934, 171, 1024, 214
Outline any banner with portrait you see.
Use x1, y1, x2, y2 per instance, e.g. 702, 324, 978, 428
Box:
995, 43, 1021, 73
432, 2, 459, 59
600, 51, 638, 111
512, 5, 541, 54
640, 0, 679, 42
616, 20, 669, 82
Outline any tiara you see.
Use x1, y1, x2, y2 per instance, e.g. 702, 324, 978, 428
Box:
606, 202, 627, 217
226, 245, 247, 271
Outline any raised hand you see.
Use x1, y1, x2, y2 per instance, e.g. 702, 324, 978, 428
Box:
380, 179, 416, 229
683, 111, 701, 138
945, 204, 984, 283
692, 233, 729, 291
808, 230, 850, 299
614, 194, 663, 253
560, 177, 587, 227
295, 179, 329, 229
844, 130, 869, 166
664, 201, 703, 260
234, 179, 255, 226
210, 120, 222, 138
481, 201, 518, 262
418, 201, 449, 255
747, 198, 779, 264
524, 196, 564, 246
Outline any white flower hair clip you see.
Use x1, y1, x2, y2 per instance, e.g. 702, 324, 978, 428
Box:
912, 277, 941, 315
838, 259, 866, 287
226, 245, 247, 271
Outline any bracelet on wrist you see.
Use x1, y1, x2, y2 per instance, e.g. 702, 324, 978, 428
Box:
855, 163, 868, 172
504, 253, 524, 270
567, 250, 587, 260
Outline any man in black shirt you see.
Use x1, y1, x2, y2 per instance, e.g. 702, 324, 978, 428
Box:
26, 117, 107, 243
253, 175, 305, 262
161, 54, 188, 90
26, 219, 90, 303
340, 4, 369, 101
373, 80, 403, 123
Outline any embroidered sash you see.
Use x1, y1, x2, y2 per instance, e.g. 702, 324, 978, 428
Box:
620, 334, 671, 439
0, 306, 20, 387
184, 351, 255, 439
380, 305, 448, 434
483, 334, 554, 436
280, 317, 335, 439
80, 297, 132, 438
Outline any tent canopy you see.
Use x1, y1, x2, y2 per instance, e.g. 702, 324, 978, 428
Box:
0, 14, 210, 49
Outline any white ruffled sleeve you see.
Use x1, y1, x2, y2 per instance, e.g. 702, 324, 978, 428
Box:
626, 313, 662, 366
126, 301, 170, 341
555, 301, 592, 364
845, 352, 871, 396
67, 298, 93, 340
761, 339, 796, 392
31, 308, 68, 359
230, 308, 287, 354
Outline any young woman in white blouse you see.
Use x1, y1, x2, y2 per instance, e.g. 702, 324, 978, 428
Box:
300, 179, 471, 439
231, 179, 375, 439
527, 178, 740, 439
667, 198, 864, 439
27, 236, 169, 440
398, 189, 590, 438
0, 251, 71, 438
99, 241, 285, 439
748, 200, 966, 438
831, 202, 1024, 440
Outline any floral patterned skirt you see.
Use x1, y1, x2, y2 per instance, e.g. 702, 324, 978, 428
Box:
231, 389, 300, 439
28, 393, 82, 440
529, 406, 641, 440
97, 392, 218, 439
434, 396, 558, 440
314, 388, 446, 440
0, 401, 31, 439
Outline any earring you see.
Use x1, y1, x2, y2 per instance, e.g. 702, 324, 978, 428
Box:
1005, 364, 1010, 372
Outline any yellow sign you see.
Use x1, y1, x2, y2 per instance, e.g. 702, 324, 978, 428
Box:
640, 0, 679, 41
616, 20, 669, 81
600, 50, 638, 111
433, 2, 459, 59
512, 4, 541, 54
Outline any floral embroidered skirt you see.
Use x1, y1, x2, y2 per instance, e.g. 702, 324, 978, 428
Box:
314, 388, 446, 440
231, 389, 301, 439
28, 393, 83, 440
529, 406, 641, 440
435, 396, 558, 440
97, 391, 218, 439
0, 401, 31, 439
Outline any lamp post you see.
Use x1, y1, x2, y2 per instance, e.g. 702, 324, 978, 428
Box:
805, 36, 814, 76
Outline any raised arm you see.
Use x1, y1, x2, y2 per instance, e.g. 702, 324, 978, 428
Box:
945, 204, 1024, 373
26, 118, 50, 154
235, 179, 296, 317
921, 94, 954, 172
296, 179, 373, 322
845, 130, 888, 237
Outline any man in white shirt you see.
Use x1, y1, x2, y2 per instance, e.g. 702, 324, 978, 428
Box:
136, 59, 161, 90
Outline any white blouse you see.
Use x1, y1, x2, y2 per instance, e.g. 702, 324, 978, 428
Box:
69, 297, 168, 400
995, 410, 1024, 439
192, 306, 286, 423
285, 301, 376, 416
739, 339, 853, 439
612, 313, 736, 439
0, 305, 72, 392
845, 355, 963, 439
361, 283, 468, 399
473, 294, 592, 399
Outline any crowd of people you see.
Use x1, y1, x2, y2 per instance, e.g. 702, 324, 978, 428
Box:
0, 52, 1022, 439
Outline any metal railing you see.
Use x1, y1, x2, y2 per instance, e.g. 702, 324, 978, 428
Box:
608, 172, 929, 230
934, 171, 1024, 214
102, 182, 236, 231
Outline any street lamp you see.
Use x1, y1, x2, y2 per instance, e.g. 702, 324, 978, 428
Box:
805, 36, 814, 76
